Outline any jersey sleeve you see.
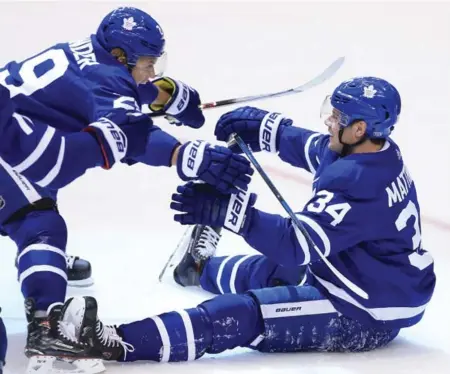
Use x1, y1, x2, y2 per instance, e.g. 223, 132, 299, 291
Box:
242, 188, 377, 266
0, 112, 104, 189
277, 125, 330, 174
84, 66, 180, 167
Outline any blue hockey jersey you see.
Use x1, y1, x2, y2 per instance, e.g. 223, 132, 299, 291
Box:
0, 35, 177, 188
243, 125, 436, 329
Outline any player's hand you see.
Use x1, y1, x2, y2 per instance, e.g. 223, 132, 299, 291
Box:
170, 182, 257, 234
176, 140, 254, 194
149, 77, 205, 129
83, 111, 152, 169
215, 106, 293, 153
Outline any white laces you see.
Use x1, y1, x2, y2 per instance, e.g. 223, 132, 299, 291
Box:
66, 255, 76, 269
96, 321, 135, 360
194, 226, 221, 260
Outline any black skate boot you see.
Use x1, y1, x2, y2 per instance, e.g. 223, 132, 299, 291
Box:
159, 224, 221, 286
24, 297, 104, 374
63, 296, 134, 362
67, 255, 93, 288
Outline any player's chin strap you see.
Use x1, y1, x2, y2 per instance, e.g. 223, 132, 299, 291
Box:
338, 128, 368, 157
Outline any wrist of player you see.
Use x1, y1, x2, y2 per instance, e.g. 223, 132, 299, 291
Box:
82, 117, 127, 169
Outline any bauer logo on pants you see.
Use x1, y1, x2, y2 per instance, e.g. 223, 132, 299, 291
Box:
0, 196, 5, 210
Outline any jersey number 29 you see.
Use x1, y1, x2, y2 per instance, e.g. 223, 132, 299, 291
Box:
0, 49, 69, 98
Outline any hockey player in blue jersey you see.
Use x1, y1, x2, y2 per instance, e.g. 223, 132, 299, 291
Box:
0, 6, 253, 372
58, 76, 436, 364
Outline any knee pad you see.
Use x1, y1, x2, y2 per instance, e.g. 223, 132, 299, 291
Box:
199, 293, 264, 354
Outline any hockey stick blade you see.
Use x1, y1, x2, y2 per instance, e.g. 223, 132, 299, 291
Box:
231, 134, 369, 300
149, 56, 345, 117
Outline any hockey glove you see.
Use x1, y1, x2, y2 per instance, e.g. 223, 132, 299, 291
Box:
83, 111, 152, 169
215, 106, 293, 153
149, 77, 205, 129
176, 140, 254, 194
171, 182, 257, 235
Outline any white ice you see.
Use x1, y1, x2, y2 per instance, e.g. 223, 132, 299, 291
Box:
1, 1, 450, 373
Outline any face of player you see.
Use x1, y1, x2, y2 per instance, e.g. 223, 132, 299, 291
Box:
325, 113, 367, 154
324, 108, 345, 153
131, 52, 168, 84
131, 56, 158, 84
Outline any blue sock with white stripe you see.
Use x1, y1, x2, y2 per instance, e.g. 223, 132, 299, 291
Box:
200, 255, 257, 294
200, 255, 304, 294
4, 210, 68, 311
118, 293, 263, 362
118, 307, 212, 362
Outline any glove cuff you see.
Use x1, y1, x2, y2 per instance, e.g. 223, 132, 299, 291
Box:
259, 112, 285, 153
224, 189, 257, 234
177, 140, 209, 180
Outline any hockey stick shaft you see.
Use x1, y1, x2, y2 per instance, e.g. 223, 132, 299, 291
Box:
149, 56, 345, 117
231, 134, 369, 300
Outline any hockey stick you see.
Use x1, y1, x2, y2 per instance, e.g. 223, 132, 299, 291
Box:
149, 56, 345, 117
230, 134, 369, 300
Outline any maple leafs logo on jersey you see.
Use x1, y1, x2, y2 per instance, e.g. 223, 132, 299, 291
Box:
363, 85, 377, 99
122, 17, 137, 31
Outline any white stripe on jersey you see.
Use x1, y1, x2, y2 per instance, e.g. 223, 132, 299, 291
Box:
304, 133, 321, 174
296, 213, 331, 257
36, 137, 65, 187
311, 271, 428, 321
15, 126, 56, 173
12, 113, 34, 135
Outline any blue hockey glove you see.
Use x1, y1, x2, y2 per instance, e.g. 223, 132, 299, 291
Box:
171, 182, 257, 234
149, 77, 205, 129
215, 106, 293, 153
83, 111, 152, 169
176, 140, 254, 194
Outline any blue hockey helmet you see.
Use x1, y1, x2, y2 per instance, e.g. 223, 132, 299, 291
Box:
96, 7, 166, 66
321, 77, 401, 138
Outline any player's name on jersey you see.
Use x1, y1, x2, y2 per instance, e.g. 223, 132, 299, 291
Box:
386, 164, 413, 208
69, 37, 99, 70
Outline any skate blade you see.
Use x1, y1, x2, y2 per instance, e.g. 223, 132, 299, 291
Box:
158, 225, 196, 283
26, 355, 105, 374
68, 277, 95, 288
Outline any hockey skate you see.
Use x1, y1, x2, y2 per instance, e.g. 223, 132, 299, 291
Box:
63, 296, 135, 362
159, 224, 222, 286
24, 297, 105, 374
67, 255, 94, 288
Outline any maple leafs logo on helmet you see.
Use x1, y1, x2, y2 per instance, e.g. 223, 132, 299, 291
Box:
363, 85, 377, 99
97, 7, 166, 65
122, 17, 137, 31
